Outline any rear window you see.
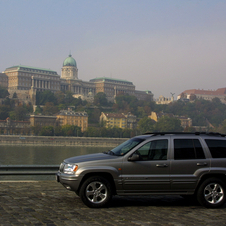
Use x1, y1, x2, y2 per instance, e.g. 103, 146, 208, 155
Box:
174, 139, 205, 160
205, 139, 226, 158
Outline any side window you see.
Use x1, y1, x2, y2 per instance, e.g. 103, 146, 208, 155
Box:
174, 139, 205, 160
135, 139, 168, 161
205, 139, 226, 158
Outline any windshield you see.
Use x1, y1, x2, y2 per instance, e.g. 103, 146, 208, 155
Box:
110, 138, 144, 156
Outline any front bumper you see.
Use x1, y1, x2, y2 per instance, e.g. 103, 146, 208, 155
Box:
56, 171, 80, 192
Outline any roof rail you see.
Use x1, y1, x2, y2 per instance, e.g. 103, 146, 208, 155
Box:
143, 132, 226, 137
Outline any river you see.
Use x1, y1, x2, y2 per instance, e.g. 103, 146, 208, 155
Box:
0, 145, 111, 180
0, 145, 110, 165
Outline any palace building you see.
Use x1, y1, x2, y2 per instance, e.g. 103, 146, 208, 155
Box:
1, 54, 153, 104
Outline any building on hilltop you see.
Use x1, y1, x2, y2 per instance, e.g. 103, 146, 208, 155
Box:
177, 88, 226, 104
0, 117, 30, 135
149, 111, 192, 129
100, 112, 137, 129
0, 73, 8, 88
30, 115, 57, 127
155, 95, 174, 105
1, 54, 153, 105
56, 109, 88, 132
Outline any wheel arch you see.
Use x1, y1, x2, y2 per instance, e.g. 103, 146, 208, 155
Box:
196, 173, 226, 192
77, 172, 117, 195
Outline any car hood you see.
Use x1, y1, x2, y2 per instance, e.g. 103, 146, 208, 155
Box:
64, 153, 118, 164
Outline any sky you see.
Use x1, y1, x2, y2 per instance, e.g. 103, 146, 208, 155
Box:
1, 0, 226, 99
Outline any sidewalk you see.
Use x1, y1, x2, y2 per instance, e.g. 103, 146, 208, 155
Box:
0, 181, 226, 226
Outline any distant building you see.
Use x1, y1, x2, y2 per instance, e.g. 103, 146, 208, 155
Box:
155, 95, 174, 105
149, 111, 192, 129
56, 109, 88, 132
100, 112, 137, 129
124, 112, 137, 129
174, 116, 192, 129
30, 115, 57, 127
2, 54, 153, 105
0, 117, 30, 135
177, 88, 226, 104
0, 73, 8, 88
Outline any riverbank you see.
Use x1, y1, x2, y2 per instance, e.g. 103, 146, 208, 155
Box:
0, 135, 127, 147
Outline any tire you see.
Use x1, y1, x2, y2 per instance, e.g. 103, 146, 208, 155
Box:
197, 178, 226, 208
79, 176, 112, 208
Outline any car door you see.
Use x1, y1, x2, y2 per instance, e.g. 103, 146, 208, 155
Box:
170, 137, 210, 192
121, 138, 170, 193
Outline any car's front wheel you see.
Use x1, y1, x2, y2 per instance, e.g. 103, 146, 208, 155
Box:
197, 178, 226, 208
79, 176, 112, 208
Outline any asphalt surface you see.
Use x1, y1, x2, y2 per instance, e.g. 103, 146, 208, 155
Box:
0, 180, 226, 226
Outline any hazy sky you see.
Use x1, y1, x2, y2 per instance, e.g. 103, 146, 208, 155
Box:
1, 0, 226, 99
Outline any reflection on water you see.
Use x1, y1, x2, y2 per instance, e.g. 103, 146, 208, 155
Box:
0, 145, 110, 165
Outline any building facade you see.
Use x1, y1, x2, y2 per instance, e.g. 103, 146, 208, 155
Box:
149, 111, 192, 129
56, 109, 88, 132
155, 95, 174, 105
30, 115, 57, 127
0, 117, 30, 135
177, 88, 226, 104
100, 112, 137, 129
1, 54, 153, 104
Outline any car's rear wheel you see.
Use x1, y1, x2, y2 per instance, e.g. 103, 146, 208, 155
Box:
197, 178, 226, 208
79, 176, 112, 208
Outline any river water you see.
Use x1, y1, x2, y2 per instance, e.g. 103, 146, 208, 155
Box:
0, 145, 110, 165
0, 145, 110, 180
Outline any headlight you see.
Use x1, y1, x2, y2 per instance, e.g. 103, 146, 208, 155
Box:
63, 164, 78, 174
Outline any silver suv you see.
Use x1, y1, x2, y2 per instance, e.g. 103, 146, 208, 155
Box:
56, 132, 226, 208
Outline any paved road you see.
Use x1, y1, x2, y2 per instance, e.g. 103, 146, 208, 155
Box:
0, 181, 226, 226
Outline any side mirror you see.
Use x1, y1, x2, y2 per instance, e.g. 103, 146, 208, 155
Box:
128, 153, 140, 161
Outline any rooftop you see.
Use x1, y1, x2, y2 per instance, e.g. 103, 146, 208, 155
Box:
90, 77, 133, 85
5, 65, 58, 74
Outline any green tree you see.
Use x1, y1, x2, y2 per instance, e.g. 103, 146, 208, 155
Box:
154, 116, 183, 132
64, 91, 74, 104
54, 126, 63, 136
12, 92, 17, 98
138, 117, 155, 134
61, 125, 82, 136
94, 92, 108, 106
11, 105, 28, 121
0, 105, 10, 119
31, 125, 42, 136
218, 119, 226, 134
39, 126, 54, 136
42, 102, 59, 115
0, 86, 9, 98
55, 91, 65, 105
36, 90, 57, 105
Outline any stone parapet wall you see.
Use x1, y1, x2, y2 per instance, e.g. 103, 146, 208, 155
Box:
0, 135, 127, 147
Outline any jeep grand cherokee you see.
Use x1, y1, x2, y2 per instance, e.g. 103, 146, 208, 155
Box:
56, 132, 226, 208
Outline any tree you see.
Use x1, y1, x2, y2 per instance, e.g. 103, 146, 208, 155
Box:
94, 92, 108, 106
218, 119, 226, 134
12, 105, 28, 121
64, 91, 75, 104
42, 102, 59, 115
39, 126, 54, 136
154, 116, 183, 132
12, 92, 17, 98
0, 86, 9, 98
61, 125, 81, 136
138, 117, 155, 134
0, 105, 10, 120
55, 91, 65, 105
36, 90, 57, 105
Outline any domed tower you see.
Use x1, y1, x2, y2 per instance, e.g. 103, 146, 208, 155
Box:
61, 54, 78, 79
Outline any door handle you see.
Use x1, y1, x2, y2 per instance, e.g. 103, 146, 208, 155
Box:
156, 164, 168, 167
197, 162, 207, 166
